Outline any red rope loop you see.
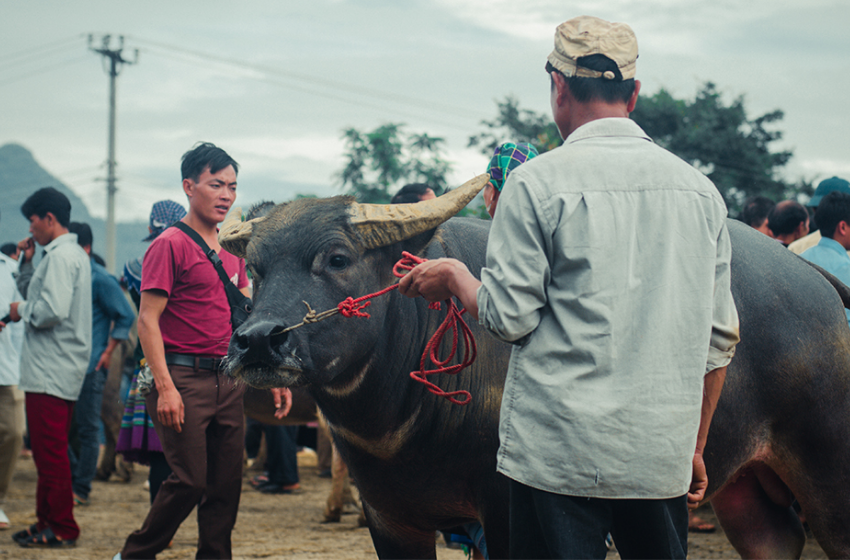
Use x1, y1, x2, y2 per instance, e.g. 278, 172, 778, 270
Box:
336, 251, 476, 405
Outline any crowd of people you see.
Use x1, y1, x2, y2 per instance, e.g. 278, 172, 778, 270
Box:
0, 12, 844, 560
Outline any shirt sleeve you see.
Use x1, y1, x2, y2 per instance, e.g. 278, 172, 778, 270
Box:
477, 173, 552, 343
16, 258, 35, 299
96, 272, 136, 341
19, 252, 77, 330
141, 236, 177, 296
237, 258, 249, 290
706, 221, 740, 373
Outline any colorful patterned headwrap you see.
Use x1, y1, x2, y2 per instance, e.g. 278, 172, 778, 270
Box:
487, 142, 539, 192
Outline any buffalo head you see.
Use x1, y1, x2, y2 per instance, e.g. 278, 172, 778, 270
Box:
221, 175, 488, 391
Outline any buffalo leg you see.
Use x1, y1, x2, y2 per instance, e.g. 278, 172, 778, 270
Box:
712, 467, 805, 559
323, 442, 348, 522
362, 501, 437, 559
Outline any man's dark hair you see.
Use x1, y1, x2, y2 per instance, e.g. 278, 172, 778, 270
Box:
21, 187, 71, 227
767, 200, 809, 236
0, 243, 16, 257
391, 183, 434, 204
68, 221, 93, 248
814, 191, 850, 240
181, 142, 239, 182
546, 55, 636, 104
741, 196, 776, 228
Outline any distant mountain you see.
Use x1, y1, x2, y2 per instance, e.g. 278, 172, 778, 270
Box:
0, 143, 150, 274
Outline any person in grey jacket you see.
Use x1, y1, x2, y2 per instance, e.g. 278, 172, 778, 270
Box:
4, 187, 91, 548
400, 16, 739, 559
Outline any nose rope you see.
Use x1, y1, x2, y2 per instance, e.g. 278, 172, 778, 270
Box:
267, 251, 475, 405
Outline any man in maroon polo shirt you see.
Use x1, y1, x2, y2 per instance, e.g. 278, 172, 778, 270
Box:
118, 143, 291, 559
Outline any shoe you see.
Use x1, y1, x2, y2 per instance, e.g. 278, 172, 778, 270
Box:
256, 481, 300, 494
0, 508, 9, 530
12, 523, 40, 544
18, 527, 76, 548
317, 469, 332, 478
113, 553, 122, 560
249, 474, 270, 488
73, 493, 89, 506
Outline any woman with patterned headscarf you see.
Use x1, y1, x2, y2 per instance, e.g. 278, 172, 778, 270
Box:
484, 142, 539, 218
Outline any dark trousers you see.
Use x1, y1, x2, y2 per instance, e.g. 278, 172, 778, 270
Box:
121, 365, 245, 559
264, 424, 299, 486
69, 368, 107, 500
26, 393, 80, 541
509, 479, 688, 560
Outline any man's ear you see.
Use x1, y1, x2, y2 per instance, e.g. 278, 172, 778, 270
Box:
627, 79, 641, 113
551, 72, 568, 107
182, 178, 194, 197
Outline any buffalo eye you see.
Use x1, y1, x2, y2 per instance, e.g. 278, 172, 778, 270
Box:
328, 255, 349, 271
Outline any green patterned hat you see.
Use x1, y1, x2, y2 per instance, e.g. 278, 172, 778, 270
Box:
487, 142, 539, 192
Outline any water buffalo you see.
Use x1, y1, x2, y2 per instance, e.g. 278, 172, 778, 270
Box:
222, 176, 850, 559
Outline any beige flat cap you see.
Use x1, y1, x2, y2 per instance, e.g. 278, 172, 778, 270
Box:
547, 15, 638, 81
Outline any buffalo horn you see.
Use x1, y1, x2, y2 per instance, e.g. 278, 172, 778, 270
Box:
348, 174, 490, 249
218, 207, 265, 258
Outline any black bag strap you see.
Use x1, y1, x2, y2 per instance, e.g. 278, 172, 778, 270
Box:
172, 221, 243, 306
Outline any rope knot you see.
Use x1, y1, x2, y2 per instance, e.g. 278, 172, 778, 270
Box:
302, 301, 319, 323
338, 297, 372, 318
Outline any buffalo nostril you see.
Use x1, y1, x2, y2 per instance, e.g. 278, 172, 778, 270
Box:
232, 320, 289, 365
269, 329, 289, 352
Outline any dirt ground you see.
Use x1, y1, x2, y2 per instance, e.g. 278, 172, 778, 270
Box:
0, 452, 829, 560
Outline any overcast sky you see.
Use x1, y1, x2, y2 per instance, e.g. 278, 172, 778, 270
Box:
2, 0, 848, 222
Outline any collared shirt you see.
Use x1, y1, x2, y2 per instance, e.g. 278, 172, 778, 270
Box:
800, 236, 850, 324
0, 253, 23, 386
477, 118, 740, 499
17, 233, 92, 400
88, 259, 136, 374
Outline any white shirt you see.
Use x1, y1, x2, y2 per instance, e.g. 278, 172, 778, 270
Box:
477, 118, 739, 499
0, 253, 22, 386
17, 233, 92, 400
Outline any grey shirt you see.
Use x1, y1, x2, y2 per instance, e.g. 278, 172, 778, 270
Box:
17, 233, 92, 400
477, 118, 739, 499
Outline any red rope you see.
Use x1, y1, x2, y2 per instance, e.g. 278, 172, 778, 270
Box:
336, 251, 475, 405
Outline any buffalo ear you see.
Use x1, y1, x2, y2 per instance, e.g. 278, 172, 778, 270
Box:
219, 207, 265, 258
400, 229, 437, 257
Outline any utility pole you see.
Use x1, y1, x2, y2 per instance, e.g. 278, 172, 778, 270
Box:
89, 34, 137, 274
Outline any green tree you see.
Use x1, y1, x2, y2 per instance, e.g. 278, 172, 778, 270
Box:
472, 86, 812, 215
631, 83, 810, 213
338, 123, 451, 203
468, 96, 562, 155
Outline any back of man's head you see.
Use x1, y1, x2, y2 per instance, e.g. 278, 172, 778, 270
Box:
546, 16, 638, 104
768, 200, 808, 236
21, 187, 71, 227
391, 184, 434, 204
0, 243, 16, 258
181, 142, 239, 182
741, 196, 776, 229
68, 221, 93, 249
814, 191, 850, 240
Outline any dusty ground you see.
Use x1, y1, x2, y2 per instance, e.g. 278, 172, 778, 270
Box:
0, 453, 829, 560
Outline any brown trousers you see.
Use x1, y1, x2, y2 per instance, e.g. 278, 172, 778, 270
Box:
121, 365, 245, 559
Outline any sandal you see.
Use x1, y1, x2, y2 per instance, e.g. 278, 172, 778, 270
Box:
688, 515, 716, 533
19, 527, 76, 548
12, 523, 40, 544
249, 474, 269, 488
73, 493, 89, 506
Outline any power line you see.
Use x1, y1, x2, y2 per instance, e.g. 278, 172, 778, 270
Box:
0, 55, 90, 89
0, 35, 85, 67
129, 36, 482, 120
128, 36, 485, 131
